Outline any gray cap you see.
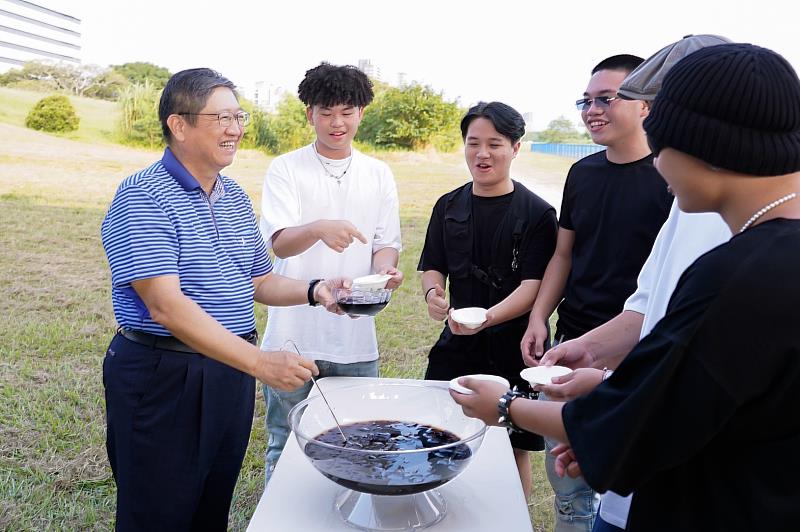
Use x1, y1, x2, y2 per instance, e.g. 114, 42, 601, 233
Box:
618, 34, 733, 101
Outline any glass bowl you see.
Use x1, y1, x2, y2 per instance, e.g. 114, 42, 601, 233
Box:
288, 382, 487, 530
334, 287, 392, 317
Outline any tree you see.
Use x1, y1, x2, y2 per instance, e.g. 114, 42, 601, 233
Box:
257, 95, 315, 154
117, 81, 162, 148
0, 60, 95, 95
111, 62, 171, 89
358, 84, 462, 151
539, 116, 582, 144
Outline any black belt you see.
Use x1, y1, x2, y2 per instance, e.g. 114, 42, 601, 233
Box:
118, 327, 259, 353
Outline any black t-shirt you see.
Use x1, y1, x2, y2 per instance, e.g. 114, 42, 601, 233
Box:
556, 151, 672, 338
419, 185, 557, 311
563, 218, 800, 532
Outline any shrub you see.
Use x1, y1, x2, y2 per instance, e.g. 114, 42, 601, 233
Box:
24, 94, 80, 132
117, 81, 162, 148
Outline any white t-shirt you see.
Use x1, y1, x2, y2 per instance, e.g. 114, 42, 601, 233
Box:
599, 200, 731, 528
259, 143, 402, 363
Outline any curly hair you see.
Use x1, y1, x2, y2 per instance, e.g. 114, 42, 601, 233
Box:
297, 62, 374, 108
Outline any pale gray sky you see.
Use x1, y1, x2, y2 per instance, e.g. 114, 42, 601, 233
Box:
75, 0, 799, 130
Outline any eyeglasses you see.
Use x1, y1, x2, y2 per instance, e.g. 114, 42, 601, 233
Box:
179, 111, 250, 128
575, 96, 620, 111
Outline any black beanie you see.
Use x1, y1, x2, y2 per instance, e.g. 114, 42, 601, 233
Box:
644, 43, 800, 176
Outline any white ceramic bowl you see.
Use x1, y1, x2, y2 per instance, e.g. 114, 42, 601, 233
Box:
352, 273, 393, 291
449, 374, 510, 395
450, 307, 487, 329
520, 365, 572, 386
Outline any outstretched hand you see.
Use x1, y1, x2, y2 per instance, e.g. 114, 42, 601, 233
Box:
521, 318, 549, 366
540, 337, 596, 369
314, 277, 351, 314
448, 377, 507, 426
317, 220, 368, 253
534, 368, 604, 400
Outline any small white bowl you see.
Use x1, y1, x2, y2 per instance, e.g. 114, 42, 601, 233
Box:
449, 374, 510, 395
520, 366, 572, 386
352, 273, 393, 291
451, 307, 487, 329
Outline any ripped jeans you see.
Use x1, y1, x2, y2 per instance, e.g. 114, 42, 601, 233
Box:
540, 392, 598, 532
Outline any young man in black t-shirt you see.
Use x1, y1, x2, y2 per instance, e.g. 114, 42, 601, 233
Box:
520, 55, 672, 532
418, 101, 557, 502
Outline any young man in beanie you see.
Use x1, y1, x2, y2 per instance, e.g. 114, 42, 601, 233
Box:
258, 62, 403, 483
521, 54, 672, 531
535, 34, 733, 532
451, 42, 800, 532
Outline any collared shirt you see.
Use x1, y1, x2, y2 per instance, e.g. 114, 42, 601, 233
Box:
101, 147, 272, 336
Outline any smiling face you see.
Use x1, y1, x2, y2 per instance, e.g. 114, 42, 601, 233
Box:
582, 69, 649, 148
307, 104, 364, 159
175, 86, 244, 179
464, 117, 519, 196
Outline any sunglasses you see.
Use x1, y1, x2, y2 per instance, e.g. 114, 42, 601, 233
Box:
575, 95, 620, 111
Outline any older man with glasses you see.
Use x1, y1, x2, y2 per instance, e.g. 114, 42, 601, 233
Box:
100, 68, 346, 531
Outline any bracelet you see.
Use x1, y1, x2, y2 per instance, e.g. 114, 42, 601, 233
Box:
497, 388, 526, 433
307, 279, 323, 306
424, 286, 437, 303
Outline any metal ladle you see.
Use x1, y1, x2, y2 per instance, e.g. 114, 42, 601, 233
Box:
283, 340, 349, 445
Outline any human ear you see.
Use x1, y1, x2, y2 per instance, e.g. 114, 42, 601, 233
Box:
167, 114, 186, 142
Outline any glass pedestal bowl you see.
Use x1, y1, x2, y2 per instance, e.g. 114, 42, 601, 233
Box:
288, 382, 487, 531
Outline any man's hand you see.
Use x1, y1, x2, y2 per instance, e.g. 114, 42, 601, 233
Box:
425, 284, 449, 321
521, 318, 549, 366
313, 277, 351, 314
540, 338, 596, 369
253, 350, 319, 391
316, 220, 368, 253
447, 308, 493, 336
534, 368, 603, 400
552, 443, 583, 479
448, 378, 507, 426
376, 265, 404, 290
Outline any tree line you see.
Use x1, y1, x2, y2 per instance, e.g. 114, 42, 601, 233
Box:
2, 60, 588, 151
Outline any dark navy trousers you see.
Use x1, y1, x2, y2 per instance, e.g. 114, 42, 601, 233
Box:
103, 333, 255, 531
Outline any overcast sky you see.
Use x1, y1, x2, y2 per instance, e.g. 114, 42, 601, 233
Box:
75, 0, 799, 130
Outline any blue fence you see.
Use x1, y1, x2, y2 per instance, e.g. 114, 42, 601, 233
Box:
530, 143, 605, 159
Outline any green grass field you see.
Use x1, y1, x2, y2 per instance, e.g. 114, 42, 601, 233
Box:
0, 96, 572, 530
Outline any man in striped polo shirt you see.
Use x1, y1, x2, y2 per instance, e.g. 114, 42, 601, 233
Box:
100, 68, 344, 531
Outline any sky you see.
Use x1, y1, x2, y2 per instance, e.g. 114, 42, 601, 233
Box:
74, 0, 800, 131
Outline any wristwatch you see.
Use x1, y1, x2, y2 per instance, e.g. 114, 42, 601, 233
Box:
307, 279, 323, 306
497, 388, 526, 433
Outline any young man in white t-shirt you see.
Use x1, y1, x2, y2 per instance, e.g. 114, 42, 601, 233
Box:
258, 63, 403, 483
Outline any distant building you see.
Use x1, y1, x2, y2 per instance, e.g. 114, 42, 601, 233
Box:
357, 58, 381, 81
396, 71, 407, 87
0, 0, 81, 73
523, 112, 535, 132
244, 81, 286, 113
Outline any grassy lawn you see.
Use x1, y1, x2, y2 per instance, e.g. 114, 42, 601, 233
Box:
0, 114, 572, 530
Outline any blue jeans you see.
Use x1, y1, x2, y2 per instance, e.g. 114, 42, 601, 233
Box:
263, 359, 379, 484
541, 392, 597, 532
592, 505, 625, 532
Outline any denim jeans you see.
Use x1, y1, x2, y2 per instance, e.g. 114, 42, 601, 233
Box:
541, 392, 597, 532
263, 359, 379, 484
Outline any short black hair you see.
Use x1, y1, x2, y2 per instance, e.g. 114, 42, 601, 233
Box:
297, 62, 374, 108
158, 68, 236, 142
460, 101, 526, 144
591, 54, 645, 75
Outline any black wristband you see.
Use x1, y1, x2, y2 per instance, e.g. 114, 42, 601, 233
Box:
424, 286, 437, 303
308, 279, 323, 306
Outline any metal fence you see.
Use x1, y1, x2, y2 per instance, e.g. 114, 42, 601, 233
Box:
530, 142, 605, 159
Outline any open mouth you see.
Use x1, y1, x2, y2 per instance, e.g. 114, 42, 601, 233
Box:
220, 140, 236, 149
330, 131, 346, 138
475, 163, 492, 171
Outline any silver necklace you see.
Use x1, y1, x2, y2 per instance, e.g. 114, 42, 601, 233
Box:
313, 144, 352, 185
738, 192, 798, 233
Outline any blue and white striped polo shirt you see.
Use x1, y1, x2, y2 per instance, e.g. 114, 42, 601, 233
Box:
101, 147, 272, 336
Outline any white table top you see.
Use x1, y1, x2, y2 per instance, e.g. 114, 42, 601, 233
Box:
247, 377, 533, 532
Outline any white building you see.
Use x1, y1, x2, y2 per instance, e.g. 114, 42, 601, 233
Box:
244, 81, 287, 113
0, 0, 81, 73
357, 58, 381, 81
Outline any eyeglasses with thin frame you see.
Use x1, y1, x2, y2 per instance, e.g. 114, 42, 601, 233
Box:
179, 111, 250, 128
575, 96, 620, 111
